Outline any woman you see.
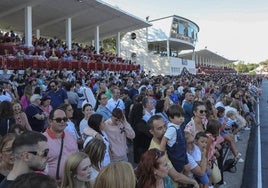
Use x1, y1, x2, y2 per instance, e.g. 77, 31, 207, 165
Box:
95, 92, 111, 121
0, 101, 15, 136
20, 84, 32, 110
135, 148, 169, 188
40, 95, 53, 129
83, 138, 107, 186
12, 100, 32, 131
79, 103, 94, 139
94, 162, 136, 188
185, 101, 208, 137
129, 103, 152, 163
61, 152, 92, 188
25, 94, 46, 132
0, 133, 16, 182
60, 104, 81, 142
83, 114, 110, 166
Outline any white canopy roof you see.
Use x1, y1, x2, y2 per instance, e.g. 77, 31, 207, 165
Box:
0, 0, 150, 43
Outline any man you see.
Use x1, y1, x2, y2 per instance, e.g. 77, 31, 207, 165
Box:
121, 89, 132, 121
147, 115, 199, 188
106, 87, 125, 112
103, 108, 135, 162
128, 81, 139, 100
0, 131, 49, 188
47, 80, 68, 109
142, 97, 155, 122
182, 92, 194, 126
43, 108, 78, 181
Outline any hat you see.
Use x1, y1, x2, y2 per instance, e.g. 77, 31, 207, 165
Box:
30, 94, 42, 103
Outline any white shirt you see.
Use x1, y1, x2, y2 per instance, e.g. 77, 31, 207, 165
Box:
164, 122, 182, 147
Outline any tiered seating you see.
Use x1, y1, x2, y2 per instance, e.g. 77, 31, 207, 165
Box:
0, 55, 140, 71
0, 43, 139, 71
196, 66, 236, 74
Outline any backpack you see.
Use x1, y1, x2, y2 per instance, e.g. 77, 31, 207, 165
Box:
222, 158, 237, 173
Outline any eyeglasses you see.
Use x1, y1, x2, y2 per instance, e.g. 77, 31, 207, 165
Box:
27, 149, 49, 158
53, 117, 68, 123
198, 110, 207, 114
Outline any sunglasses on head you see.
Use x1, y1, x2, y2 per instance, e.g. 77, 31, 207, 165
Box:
53, 117, 68, 123
154, 149, 164, 160
27, 148, 49, 158
199, 110, 207, 114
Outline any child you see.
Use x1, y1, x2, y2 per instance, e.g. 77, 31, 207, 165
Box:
160, 104, 189, 173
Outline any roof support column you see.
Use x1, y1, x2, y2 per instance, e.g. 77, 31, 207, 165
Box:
116, 32, 121, 56
36, 29, 40, 40
95, 26, 100, 54
25, 6, 32, 47
66, 18, 72, 51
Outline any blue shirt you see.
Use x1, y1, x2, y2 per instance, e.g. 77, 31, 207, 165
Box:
48, 88, 68, 109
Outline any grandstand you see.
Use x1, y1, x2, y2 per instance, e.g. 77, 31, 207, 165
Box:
0, 0, 236, 75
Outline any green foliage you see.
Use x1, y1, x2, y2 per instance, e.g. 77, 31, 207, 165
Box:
102, 37, 117, 54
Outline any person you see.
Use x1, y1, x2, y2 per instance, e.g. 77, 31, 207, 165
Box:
20, 85, 32, 110
0, 101, 15, 136
106, 87, 125, 112
182, 92, 194, 125
40, 95, 53, 128
185, 132, 209, 188
185, 101, 208, 137
95, 92, 112, 121
121, 89, 132, 121
0, 133, 16, 182
12, 101, 32, 131
9, 172, 58, 188
47, 80, 68, 109
43, 108, 78, 181
61, 152, 92, 188
83, 138, 107, 186
147, 115, 199, 188
79, 103, 94, 139
25, 94, 46, 132
160, 104, 189, 173
135, 148, 169, 188
102, 108, 135, 162
83, 114, 111, 166
8, 124, 26, 135
155, 99, 169, 125
129, 103, 152, 163
94, 161, 136, 188
0, 131, 49, 188
59, 104, 81, 142
142, 97, 155, 122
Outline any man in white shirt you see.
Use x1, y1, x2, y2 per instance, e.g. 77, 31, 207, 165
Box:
106, 87, 125, 112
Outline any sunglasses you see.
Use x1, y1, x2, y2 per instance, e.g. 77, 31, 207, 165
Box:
53, 117, 68, 123
199, 110, 207, 114
27, 148, 49, 158
155, 149, 164, 160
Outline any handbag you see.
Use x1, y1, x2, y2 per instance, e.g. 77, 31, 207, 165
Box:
211, 160, 222, 184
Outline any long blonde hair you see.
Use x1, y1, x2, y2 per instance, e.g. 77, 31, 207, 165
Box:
94, 162, 135, 188
61, 152, 91, 188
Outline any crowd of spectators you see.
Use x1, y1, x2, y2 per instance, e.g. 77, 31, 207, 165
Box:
0, 30, 264, 188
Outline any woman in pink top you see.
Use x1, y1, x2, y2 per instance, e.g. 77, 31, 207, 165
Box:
12, 100, 32, 131
20, 85, 32, 110
185, 101, 208, 137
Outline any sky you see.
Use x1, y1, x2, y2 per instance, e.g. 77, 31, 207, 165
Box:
104, 0, 268, 64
